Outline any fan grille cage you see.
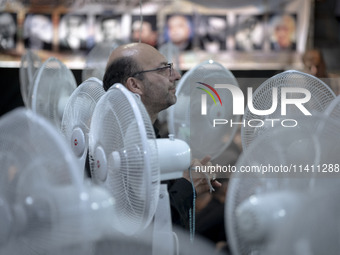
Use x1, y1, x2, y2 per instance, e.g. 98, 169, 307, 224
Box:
0, 109, 82, 189
227, 113, 340, 255
241, 70, 336, 149
0, 108, 89, 253
168, 60, 240, 160
19, 50, 42, 107
324, 95, 340, 119
29, 57, 77, 129
61, 77, 105, 155
89, 84, 159, 235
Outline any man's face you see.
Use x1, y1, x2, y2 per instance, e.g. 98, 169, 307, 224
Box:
137, 47, 181, 113
142, 69, 177, 112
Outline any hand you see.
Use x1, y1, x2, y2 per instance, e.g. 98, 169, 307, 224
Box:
183, 155, 222, 196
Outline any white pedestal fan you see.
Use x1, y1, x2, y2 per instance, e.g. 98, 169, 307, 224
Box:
241, 70, 336, 150
88, 83, 191, 236
27, 57, 77, 130
167, 59, 240, 161
226, 113, 340, 255
19, 50, 42, 107
61, 77, 105, 179
0, 108, 115, 255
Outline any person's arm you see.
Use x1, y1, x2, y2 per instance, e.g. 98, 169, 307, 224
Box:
183, 156, 222, 195
167, 156, 221, 229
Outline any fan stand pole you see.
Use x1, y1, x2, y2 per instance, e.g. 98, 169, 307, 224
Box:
152, 184, 175, 255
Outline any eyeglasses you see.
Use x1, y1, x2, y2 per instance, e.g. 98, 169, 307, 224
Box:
132, 63, 173, 78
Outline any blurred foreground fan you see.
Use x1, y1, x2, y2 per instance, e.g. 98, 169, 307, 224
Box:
0, 108, 115, 255
264, 185, 340, 255
226, 113, 340, 255
324, 95, 340, 118
92, 225, 217, 255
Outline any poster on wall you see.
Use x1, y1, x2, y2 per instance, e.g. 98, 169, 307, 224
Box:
59, 14, 89, 52
162, 14, 194, 51
94, 14, 123, 44
23, 13, 53, 50
131, 15, 157, 48
0, 12, 17, 51
158, 0, 310, 70
195, 14, 228, 53
234, 14, 265, 51
0, 0, 311, 70
269, 13, 297, 51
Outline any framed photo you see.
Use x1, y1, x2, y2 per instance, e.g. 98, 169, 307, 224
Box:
269, 13, 297, 51
195, 14, 228, 53
94, 14, 124, 45
131, 15, 157, 48
0, 12, 17, 51
162, 14, 194, 51
23, 13, 53, 50
59, 14, 88, 51
235, 14, 264, 51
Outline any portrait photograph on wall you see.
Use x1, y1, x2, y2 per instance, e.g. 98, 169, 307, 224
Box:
162, 14, 194, 51
0, 0, 313, 71
269, 13, 297, 51
59, 14, 89, 52
23, 13, 53, 50
95, 14, 123, 45
234, 14, 265, 52
195, 14, 228, 53
0, 12, 17, 51
131, 15, 158, 48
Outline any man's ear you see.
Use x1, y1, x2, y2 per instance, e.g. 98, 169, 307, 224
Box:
126, 77, 143, 95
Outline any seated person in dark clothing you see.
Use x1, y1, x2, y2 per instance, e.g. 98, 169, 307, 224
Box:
302, 49, 340, 95
102, 42, 221, 229
196, 178, 229, 244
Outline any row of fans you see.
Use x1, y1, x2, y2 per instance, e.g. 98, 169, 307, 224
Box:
164, 58, 340, 254
223, 71, 340, 254
3, 48, 213, 254
176, 61, 340, 255
5, 45, 340, 255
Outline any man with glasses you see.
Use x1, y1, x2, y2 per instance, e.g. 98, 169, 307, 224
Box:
103, 42, 221, 229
